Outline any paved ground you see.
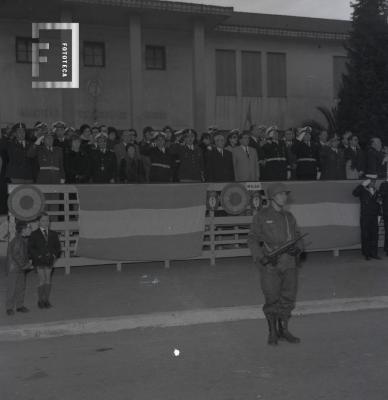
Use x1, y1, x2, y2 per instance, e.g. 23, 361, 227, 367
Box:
1, 250, 388, 399
1, 250, 388, 327
1, 310, 388, 400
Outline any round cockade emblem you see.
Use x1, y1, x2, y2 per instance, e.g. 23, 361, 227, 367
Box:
220, 183, 250, 215
7, 185, 45, 221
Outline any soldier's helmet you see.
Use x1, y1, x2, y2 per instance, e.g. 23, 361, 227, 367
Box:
267, 182, 291, 199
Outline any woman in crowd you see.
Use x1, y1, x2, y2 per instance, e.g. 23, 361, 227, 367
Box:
79, 124, 94, 153
225, 131, 239, 152
119, 143, 146, 183
65, 136, 91, 183
107, 127, 120, 151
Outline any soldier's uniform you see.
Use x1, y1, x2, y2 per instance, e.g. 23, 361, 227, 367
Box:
90, 149, 117, 183
353, 177, 381, 260
248, 182, 303, 345
28, 145, 65, 184
261, 141, 288, 181
292, 141, 319, 180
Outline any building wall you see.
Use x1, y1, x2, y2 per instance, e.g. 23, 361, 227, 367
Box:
206, 31, 347, 130
0, 21, 62, 126
0, 17, 346, 133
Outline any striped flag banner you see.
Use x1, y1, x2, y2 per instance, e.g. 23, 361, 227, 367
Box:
268, 181, 362, 250
76, 184, 208, 261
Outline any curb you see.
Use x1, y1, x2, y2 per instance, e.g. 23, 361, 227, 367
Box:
1, 296, 388, 342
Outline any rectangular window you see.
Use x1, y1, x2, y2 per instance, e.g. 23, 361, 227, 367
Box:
242, 51, 262, 97
16, 37, 33, 63
333, 56, 347, 98
145, 46, 166, 70
83, 41, 105, 67
216, 49, 237, 96
267, 52, 287, 97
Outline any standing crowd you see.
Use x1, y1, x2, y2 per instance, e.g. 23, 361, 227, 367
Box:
1, 120, 388, 215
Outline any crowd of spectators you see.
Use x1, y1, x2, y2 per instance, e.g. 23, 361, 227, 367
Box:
1, 120, 388, 214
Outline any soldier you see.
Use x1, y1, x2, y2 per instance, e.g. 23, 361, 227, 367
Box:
28, 132, 65, 184
292, 126, 320, 180
28, 213, 61, 309
248, 182, 303, 346
261, 126, 288, 181
353, 175, 381, 260
90, 136, 117, 183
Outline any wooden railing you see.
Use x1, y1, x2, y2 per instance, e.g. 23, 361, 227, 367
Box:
5, 182, 384, 274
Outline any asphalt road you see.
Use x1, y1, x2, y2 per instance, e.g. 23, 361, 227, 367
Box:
1, 309, 388, 400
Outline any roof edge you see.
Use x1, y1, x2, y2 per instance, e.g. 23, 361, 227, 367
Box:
62, 0, 234, 16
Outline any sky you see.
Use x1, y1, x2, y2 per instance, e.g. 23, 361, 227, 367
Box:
169, 0, 353, 20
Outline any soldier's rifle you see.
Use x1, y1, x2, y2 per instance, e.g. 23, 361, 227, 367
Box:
261, 233, 309, 266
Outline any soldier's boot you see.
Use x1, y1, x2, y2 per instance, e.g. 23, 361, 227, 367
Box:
266, 316, 278, 346
37, 286, 45, 309
277, 318, 300, 343
44, 284, 53, 309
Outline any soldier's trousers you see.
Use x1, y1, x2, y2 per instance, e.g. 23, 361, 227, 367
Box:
5, 272, 26, 310
360, 215, 378, 257
257, 263, 298, 319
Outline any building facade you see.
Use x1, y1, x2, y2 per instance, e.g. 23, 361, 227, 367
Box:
0, 0, 350, 134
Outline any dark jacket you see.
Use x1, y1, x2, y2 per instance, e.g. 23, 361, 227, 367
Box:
344, 146, 365, 173
319, 147, 346, 180
119, 157, 146, 183
65, 150, 91, 183
6, 234, 30, 275
292, 141, 319, 180
353, 185, 380, 217
170, 144, 204, 182
206, 148, 234, 182
261, 141, 288, 181
366, 148, 386, 179
379, 182, 388, 215
5, 139, 34, 180
27, 145, 65, 184
28, 228, 61, 267
145, 147, 173, 183
89, 149, 117, 183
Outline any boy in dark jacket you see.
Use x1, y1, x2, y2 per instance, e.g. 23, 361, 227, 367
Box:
28, 213, 61, 309
5, 221, 33, 315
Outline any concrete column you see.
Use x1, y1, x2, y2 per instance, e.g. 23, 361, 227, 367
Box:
192, 19, 206, 133
129, 14, 143, 135
60, 7, 76, 125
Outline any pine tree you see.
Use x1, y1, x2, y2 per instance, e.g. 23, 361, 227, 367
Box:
336, 0, 388, 143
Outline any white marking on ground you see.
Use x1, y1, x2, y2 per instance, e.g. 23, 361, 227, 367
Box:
1, 296, 388, 342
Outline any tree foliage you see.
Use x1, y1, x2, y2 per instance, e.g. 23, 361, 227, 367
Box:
336, 0, 388, 143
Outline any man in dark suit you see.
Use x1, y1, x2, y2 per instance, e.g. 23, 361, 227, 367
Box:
90, 136, 117, 183
28, 213, 61, 309
206, 133, 234, 182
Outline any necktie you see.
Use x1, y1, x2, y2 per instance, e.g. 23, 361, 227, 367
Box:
43, 229, 48, 241
219, 149, 223, 157
245, 147, 249, 158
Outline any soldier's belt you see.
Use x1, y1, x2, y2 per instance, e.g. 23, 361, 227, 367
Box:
151, 163, 171, 169
265, 157, 287, 162
297, 158, 316, 162
40, 166, 60, 171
